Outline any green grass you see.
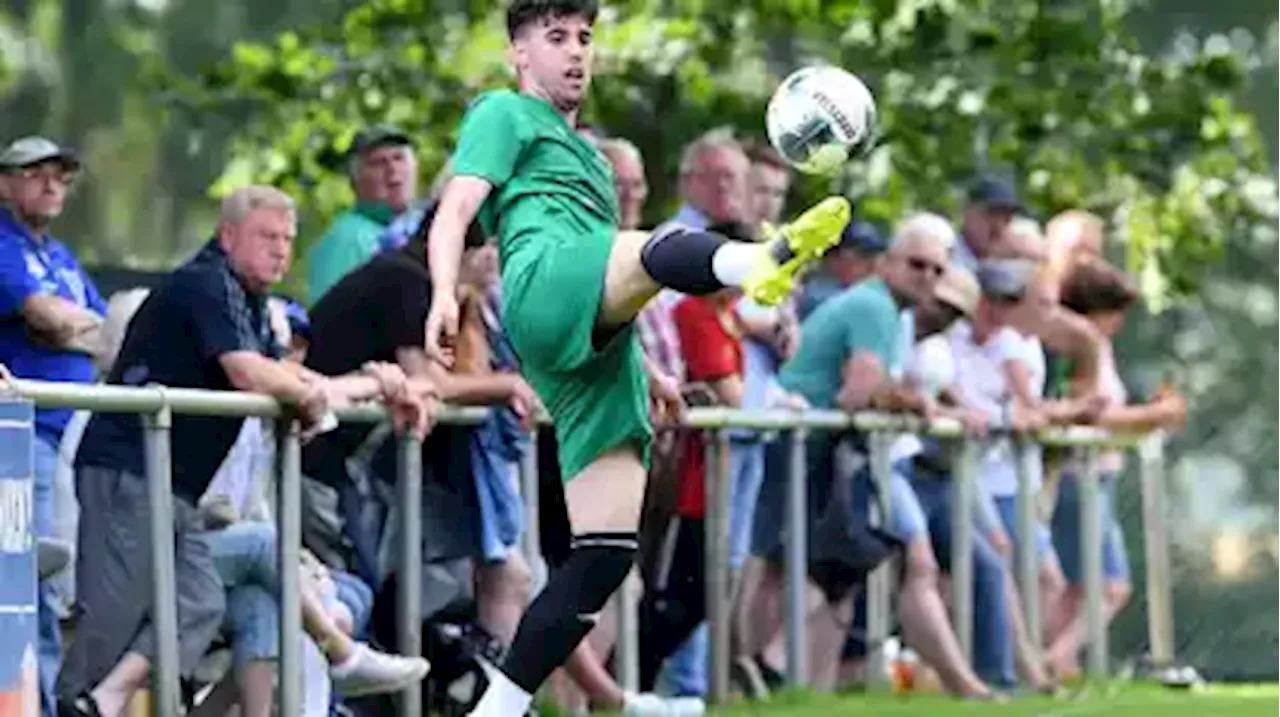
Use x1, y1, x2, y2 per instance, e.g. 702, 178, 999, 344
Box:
707, 683, 1279, 717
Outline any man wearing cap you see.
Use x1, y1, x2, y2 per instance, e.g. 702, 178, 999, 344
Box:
0, 135, 106, 717
954, 176, 1022, 272
306, 125, 418, 304
796, 218, 887, 321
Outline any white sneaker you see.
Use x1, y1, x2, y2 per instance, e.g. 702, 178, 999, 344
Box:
667, 696, 706, 717
329, 642, 430, 697
621, 691, 668, 717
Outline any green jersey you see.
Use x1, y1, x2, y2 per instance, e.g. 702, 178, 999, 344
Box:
450, 89, 650, 480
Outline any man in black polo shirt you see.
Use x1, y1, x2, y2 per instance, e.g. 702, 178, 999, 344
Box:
59, 186, 433, 717
302, 203, 539, 650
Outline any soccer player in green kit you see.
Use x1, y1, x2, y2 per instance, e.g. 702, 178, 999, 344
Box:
424, 1, 850, 713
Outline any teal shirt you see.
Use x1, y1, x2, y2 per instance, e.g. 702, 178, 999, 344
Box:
778, 276, 902, 409
306, 204, 396, 305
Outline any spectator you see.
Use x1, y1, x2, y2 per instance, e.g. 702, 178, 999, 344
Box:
0, 135, 105, 717
753, 214, 993, 698
598, 138, 649, 232
306, 125, 418, 304
300, 207, 540, 656
744, 141, 791, 227
954, 175, 1021, 271
672, 127, 750, 228
59, 185, 433, 717
796, 218, 888, 321
1045, 258, 1187, 678
637, 221, 750, 697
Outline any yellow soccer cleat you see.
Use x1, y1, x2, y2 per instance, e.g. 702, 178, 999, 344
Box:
742, 196, 852, 306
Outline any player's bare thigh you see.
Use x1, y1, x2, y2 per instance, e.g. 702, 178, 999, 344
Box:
598, 230, 661, 329
563, 444, 649, 535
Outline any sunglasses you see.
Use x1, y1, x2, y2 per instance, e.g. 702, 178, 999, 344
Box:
906, 256, 946, 278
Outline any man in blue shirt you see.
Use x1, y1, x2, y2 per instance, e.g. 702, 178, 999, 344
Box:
0, 136, 106, 717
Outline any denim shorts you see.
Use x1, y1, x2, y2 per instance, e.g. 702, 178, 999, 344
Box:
992, 495, 1055, 563
1051, 473, 1130, 583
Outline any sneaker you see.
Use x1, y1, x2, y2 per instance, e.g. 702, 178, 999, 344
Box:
57, 692, 102, 717
730, 655, 771, 701
37, 537, 72, 580
742, 196, 852, 306
621, 691, 669, 717
329, 642, 430, 697
667, 696, 707, 716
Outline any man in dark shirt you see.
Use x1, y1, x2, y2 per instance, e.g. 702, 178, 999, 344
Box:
59, 186, 433, 717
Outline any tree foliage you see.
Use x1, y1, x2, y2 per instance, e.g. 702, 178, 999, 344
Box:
171, 0, 1274, 309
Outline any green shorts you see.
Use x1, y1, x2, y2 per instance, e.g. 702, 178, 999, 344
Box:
500, 225, 652, 482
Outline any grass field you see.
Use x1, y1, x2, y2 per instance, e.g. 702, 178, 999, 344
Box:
708, 683, 1279, 717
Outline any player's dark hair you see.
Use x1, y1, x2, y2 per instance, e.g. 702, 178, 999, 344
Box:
506, 0, 599, 39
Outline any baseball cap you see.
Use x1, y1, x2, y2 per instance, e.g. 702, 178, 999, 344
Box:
836, 219, 888, 255
348, 124, 413, 157
977, 258, 1035, 301
966, 175, 1021, 212
0, 136, 81, 172
934, 265, 980, 317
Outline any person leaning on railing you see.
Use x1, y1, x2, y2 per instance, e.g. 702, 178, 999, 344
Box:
56, 185, 436, 717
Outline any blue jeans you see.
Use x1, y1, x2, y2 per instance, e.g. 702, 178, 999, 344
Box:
34, 435, 61, 717
902, 461, 1016, 689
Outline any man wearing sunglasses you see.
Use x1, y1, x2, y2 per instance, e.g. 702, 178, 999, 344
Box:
0, 136, 106, 717
748, 213, 996, 699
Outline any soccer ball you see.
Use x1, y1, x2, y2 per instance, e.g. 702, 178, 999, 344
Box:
765, 65, 878, 176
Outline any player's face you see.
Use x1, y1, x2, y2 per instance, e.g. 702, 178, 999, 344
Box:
514, 14, 594, 113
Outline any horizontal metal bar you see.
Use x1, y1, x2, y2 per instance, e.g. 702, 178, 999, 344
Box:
0, 376, 1146, 447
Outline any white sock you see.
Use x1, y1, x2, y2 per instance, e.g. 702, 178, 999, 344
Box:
469, 663, 533, 716
710, 242, 763, 287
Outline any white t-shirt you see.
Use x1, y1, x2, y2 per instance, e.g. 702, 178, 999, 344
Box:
992, 332, 1047, 493
892, 333, 957, 462
949, 320, 1028, 497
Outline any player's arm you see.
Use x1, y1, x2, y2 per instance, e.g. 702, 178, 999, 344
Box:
428, 176, 492, 305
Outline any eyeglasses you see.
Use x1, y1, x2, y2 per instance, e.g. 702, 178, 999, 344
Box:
906, 256, 946, 278
12, 166, 78, 187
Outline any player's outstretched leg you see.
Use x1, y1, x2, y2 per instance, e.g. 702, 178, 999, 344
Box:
598, 196, 852, 328
468, 449, 646, 716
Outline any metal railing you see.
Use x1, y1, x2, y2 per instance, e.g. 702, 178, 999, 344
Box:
2, 377, 1176, 714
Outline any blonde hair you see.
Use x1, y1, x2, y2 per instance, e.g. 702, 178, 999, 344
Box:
220, 185, 296, 224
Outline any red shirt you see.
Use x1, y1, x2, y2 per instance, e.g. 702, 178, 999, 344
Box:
672, 295, 743, 519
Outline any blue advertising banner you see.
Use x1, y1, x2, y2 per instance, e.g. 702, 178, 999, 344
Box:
0, 399, 37, 717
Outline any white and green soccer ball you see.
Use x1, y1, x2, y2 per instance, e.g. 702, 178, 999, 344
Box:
765, 65, 878, 176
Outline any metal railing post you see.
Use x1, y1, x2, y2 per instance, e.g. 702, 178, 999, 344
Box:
1080, 447, 1107, 680
276, 418, 304, 717
1139, 432, 1175, 667
784, 428, 809, 686
518, 430, 545, 592
950, 439, 978, 662
143, 401, 180, 717
1014, 437, 1042, 655
615, 571, 641, 693
705, 429, 731, 703
864, 431, 894, 690
397, 435, 424, 717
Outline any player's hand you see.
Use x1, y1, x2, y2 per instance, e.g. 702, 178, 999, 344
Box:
649, 371, 685, 426
424, 292, 460, 368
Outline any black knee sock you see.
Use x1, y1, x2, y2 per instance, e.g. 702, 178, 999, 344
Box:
640, 224, 798, 297
499, 532, 638, 693
640, 225, 729, 295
